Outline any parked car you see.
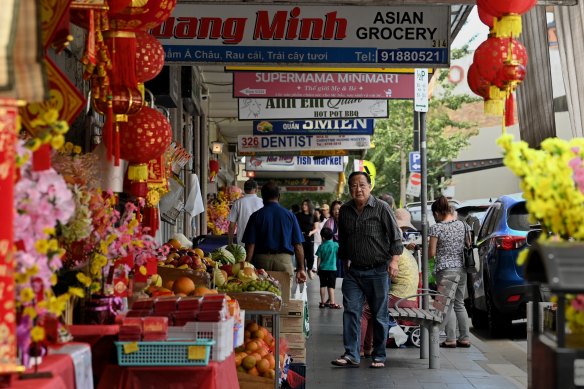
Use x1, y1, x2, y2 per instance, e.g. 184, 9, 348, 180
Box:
406, 199, 460, 231
455, 198, 493, 237
467, 193, 539, 336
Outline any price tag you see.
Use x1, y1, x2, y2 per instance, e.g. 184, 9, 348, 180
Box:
188, 346, 205, 360
123, 342, 139, 354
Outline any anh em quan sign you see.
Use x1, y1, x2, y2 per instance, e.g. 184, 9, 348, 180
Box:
152, 5, 450, 67
253, 119, 374, 135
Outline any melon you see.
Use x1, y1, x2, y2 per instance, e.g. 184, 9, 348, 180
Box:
226, 244, 246, 262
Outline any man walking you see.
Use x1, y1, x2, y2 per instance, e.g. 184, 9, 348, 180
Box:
228, 179, 263, 245
242, 181, 307, 285
331, 172, 403, 368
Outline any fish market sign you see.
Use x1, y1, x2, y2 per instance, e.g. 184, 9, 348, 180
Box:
253, 119, 374, 135
239, 98, 387, 120
238, 134, 370, 153
246, 156, 344, 172
152, 5, 450, 66
235, 72, 415, 99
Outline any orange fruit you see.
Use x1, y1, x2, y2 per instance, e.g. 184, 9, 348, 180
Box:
194, 248, 205, 258
242, 356, 256, 370
258, 348, 268, 358
236, 366, 246, 373
172, 276, 195, 295
252, 330, 265, 340
250, 352, 262, 362
256, 358, 270, 374
245, 340, 259, 353
246, 322, 259, 332
248, 367, 260, 376
265, 354, 275, 369
263, 369, 276, 379
235, 355, 243, 367
244, 330, 251, 341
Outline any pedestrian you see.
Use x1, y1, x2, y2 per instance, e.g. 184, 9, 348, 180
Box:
331, 172, 403, 369
429, 196, 471, 348
227, 179, 263, 245
312, 208, 324, 272
242, 181, 307, 285
323, 200, 343, 278
295, 199, 318, 279
321, 203, 331, 224
316, 227, 341, 309
378, 193, 396, 211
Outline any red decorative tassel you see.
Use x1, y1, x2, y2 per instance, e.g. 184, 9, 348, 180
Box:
130, 181, 148, 198
505, 93, 515, 126
32, 144, 52, 172
105, 33, 137, 89
114, 121, 120, 166
142, 207, 159, 236
104, 100, 113, 161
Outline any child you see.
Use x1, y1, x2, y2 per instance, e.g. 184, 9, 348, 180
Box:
315, 227, 341, 309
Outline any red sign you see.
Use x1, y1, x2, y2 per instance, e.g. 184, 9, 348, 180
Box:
233, 72, 415, 99
410, 172, 421, 186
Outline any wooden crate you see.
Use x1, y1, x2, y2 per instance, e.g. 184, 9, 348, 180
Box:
237, 371, 274, 389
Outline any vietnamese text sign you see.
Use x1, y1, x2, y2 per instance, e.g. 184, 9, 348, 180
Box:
255, 177, 326, 192
234, 72, 415, 99
239, 149, 353, 157
246, 156, 344, 172
239, 98, 388, 120
253, 119, 374, 135
152, 5, 450, 66
238, 134, 370, 153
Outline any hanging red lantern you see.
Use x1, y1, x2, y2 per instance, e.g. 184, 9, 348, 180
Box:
477, 6, 496, 30
135, 31, 165, 83
119, 107, 172, 197
468, 63, 504, 117
109, 0, 177, 31
477, 0, 536, 37
209, 160, 219, 183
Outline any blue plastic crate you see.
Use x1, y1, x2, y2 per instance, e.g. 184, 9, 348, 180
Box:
115, 340, 214, 366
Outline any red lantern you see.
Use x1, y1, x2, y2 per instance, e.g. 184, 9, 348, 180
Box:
474, 37, 527, 94
477, 0, 536, 37
467, 64, 490, 99
135, 31, 165, 83
109, 0, 177, 31
477, 6, 496, 30
209, 160, 219, 183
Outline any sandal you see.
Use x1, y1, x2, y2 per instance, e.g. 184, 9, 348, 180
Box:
456, 340, 471, 348
369, 360, 385, 368
360, 352, 371, 358
439, 341, 457, 348
319, 302, 326, 309
331, 355, 359, 367
328, 303, 343, 309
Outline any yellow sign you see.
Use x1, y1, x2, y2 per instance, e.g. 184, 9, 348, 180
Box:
188, 346, 206, 360
354, 159, 376, 189
226, 66, 433, 74
123, 342, 139, 354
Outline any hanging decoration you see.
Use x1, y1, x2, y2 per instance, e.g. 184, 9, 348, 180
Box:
209, 160, 220, 183
470, 1, 534, 126
135, 31, 165, 83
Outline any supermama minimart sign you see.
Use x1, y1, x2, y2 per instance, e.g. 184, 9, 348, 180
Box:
152, 4, 450, 66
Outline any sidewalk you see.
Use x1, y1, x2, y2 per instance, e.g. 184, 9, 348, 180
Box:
304, 278, 527, 389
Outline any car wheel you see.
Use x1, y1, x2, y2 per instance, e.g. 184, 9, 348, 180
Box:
408, 327, 421, 348
485, 285, 512, 337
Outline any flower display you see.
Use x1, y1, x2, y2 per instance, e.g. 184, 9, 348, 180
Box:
566, 294, 584, 335
207, 187, 243, 235
497, 134, 584, 242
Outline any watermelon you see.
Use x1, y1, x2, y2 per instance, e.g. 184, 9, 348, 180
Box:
226, 244, 246, 262
210, 247, 236, 264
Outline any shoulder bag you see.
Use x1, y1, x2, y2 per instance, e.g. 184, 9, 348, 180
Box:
461, 221, 477, 274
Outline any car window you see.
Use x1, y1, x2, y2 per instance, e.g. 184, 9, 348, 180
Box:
478, 203, 500, 241
507, 201, 530, 231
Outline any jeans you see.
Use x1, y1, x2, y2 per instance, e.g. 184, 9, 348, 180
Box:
436, 268, 470, 342
342, 264, 390, 363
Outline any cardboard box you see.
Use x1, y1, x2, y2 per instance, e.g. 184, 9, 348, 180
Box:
281, 332, 305, 349
287, 347, 306, 363
280, 316, 303, 333
237, 371, 273, 389
266, 271, 291, 302
282, 299, 304, 317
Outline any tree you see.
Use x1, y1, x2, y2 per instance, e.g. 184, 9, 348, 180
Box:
366, 45, 480, 205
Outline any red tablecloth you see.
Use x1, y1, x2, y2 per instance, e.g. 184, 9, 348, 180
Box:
97, 352, 240, 389
9, 354, 75, 389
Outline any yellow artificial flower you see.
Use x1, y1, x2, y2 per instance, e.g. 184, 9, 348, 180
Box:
50, 273, 58, 286
20, 288, 35, 303
51, 135, 65, 150
76, 272, 92, 287
35, 239, 49, 254
43, 227, 56, 235
68, 287, 85, 298
73, 145, 82, 154
22, 306, 37, 320
31, 326, 45, 342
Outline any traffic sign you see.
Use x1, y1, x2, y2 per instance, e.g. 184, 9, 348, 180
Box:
414, 69, 428, 112
406, 172, 421, 197
409, 151, 421, 172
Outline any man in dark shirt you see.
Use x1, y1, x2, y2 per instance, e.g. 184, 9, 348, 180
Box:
332, 172, 403, 368
242, 181, 307, 285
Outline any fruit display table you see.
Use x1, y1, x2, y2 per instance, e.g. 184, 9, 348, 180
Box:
97, 351, 239, 389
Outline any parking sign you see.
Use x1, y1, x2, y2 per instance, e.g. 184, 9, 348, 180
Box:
409, 151, 421, 172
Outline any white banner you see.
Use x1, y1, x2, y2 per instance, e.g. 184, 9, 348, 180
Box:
238, 134, 370, 153
239, 98, 388, 120
246, 156, 345, 172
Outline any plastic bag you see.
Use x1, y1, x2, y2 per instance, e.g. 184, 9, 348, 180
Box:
291, 283, 309, 337
388, 325, 408, 347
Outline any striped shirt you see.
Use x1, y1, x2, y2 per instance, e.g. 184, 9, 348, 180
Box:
338, 195, 404, 267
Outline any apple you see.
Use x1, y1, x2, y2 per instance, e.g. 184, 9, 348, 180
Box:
179, 255, 193, 267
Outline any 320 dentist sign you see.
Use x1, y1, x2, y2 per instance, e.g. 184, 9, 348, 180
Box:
152, 4, 450, 66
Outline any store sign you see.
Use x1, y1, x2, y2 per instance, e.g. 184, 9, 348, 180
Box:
255, 177, 326, 192
239, 98, 387, 120
239, 149, 352, 157
246, 156, 344, 172
238, 134, 370, 153
152, 4, 450, 66
234, 71, 415, 99
253, 119, 374, 135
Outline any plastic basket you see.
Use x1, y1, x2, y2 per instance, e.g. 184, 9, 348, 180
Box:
168, 317, 234, 361
115, 340, 214, 366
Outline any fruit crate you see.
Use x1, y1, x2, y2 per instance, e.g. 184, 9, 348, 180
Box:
168, 317, 234, 361
115, 340, 214, 366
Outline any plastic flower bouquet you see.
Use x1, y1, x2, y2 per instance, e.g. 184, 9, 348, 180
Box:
206, 187, 243, 235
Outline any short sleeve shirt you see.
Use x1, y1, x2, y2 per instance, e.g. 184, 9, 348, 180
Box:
242, 202, 304, 254
390, 250, 419, 300
227, 194, 264, 244
315, 240, 338, 271
429, 220, 465, 272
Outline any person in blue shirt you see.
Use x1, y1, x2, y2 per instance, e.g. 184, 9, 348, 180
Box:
242, 181, 307, 285
316, 227, 341, 309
